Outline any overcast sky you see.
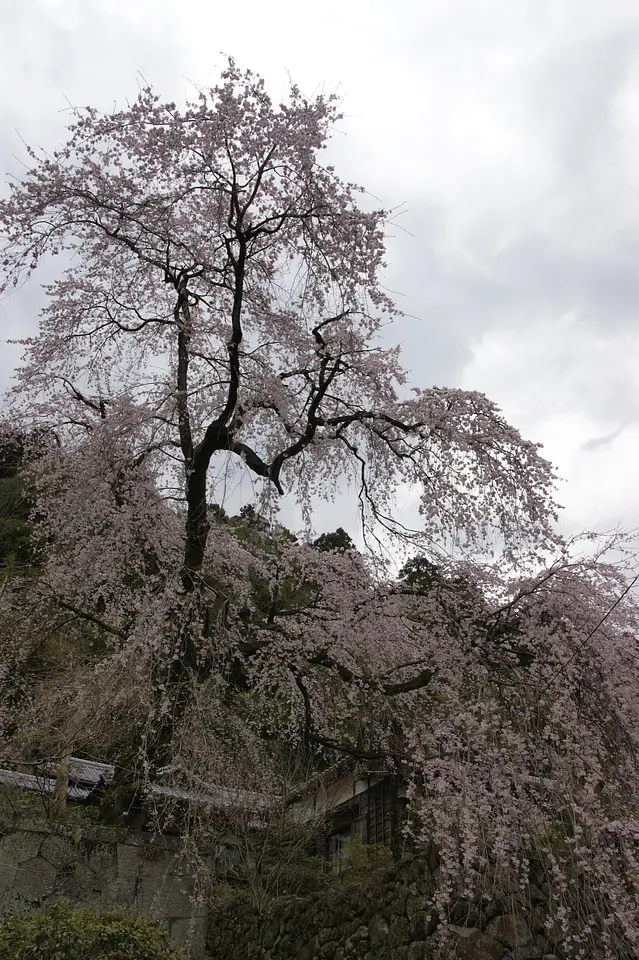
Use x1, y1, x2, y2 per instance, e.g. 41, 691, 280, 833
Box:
1, 0, 639, 544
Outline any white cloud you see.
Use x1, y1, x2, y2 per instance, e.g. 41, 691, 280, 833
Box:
461, 316, 639, 534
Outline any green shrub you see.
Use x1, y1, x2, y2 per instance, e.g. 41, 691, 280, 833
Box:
340, 834, 394, 884
0, 785, 101, 827
0, 900, 185, 959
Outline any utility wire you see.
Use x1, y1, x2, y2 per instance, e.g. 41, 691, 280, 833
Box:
541, 572, 639, 695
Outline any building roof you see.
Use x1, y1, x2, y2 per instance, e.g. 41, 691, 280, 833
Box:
0, 767, 90, 802
0, 756, 115, 803
147, 780, 280, 812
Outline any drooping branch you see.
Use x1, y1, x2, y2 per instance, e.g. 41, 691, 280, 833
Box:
241, 633, 436, 700
37, 589, 128, 641
61, 379, 108, 420
382, 667, 435, 696
291, 668, 409, 763
308, 732, 409, 763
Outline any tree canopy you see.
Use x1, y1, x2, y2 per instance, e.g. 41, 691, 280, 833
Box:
1, 62, 639, 958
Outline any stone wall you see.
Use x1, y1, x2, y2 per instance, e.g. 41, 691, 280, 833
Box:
0, 819, 210, 958
0, 823, 622, 959
206, 849, 568, 960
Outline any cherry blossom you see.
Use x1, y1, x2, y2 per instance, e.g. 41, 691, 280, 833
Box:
1, 62, 638, 957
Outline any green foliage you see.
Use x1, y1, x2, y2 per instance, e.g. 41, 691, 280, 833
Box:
242, 849, 328, 901
231, 821, 330, 910
0, 900, 185, 959
398, 555, 486, 608
0, 434, 35, 575
227, 506, 295, 548
339, 834, 393, 884
205, 878, 252, 913
398, 555, 441, 589
313, 528, 355, 554
0, 785, 101, 828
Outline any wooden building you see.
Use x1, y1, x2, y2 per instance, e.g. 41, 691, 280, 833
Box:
0, 756, 409, 867
289, 765, 409, 866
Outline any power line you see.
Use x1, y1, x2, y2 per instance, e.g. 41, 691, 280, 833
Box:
541, 572, 639, 695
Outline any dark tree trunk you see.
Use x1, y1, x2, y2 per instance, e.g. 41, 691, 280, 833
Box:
183, 461, 210, 585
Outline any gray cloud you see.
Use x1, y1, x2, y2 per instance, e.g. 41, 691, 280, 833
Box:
581, 427, 626, 452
